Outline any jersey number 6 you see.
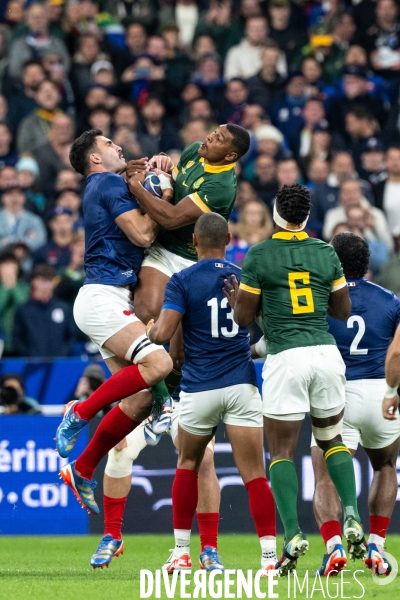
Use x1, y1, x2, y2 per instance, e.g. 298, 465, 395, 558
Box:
288, 272, 315, 314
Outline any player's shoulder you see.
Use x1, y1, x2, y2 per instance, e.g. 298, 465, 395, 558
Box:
360, 279, 400, 304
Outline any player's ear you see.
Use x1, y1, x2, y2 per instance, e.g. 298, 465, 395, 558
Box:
90, 152, 102, 165
225, 151, 238, 163
192, 232, 198, 248
226, 232, 232, 246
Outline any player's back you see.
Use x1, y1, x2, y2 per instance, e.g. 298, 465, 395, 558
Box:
83, 171, 144, 287
164, 259, 257, 393
241, 233, 345, 355
328, 278, 400, 380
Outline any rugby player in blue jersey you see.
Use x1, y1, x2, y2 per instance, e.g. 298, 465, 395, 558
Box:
312, 233, 400, 576
55, 130, 173, 516
146, 213, 277, 575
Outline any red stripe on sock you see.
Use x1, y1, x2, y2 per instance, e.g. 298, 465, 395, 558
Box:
75, 365, 148, 422
172, 468, 198, 531
75, 405, 139, 480
104, 495, 127, 540
245, 477, 276, 538
370, 515, 390, 537
197, 512, 219, 551
320, 520, 342, 545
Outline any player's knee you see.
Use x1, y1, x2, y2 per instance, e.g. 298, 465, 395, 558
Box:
142, 350, 172, 384
105, 446, 134, 479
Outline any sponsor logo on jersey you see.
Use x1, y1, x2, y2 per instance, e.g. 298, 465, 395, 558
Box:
348, 282, 356, 286
215, 263, 224, 268
123, 310, 134, 316
181, 160, 195, 175
193, 176, 204, 190
122, 270, 133, 277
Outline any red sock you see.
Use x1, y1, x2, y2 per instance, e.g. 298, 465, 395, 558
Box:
197, 512, 219, 551
172, 468, 198, 530
75, 405, 139, 480
104, 495, 127, 540
320, 520, 342, 544
75, 365, 148, 422
370, 515, 390, 537
245, 477, 276, 538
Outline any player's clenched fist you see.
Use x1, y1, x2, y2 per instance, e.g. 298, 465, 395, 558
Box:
148, 154, 174, 174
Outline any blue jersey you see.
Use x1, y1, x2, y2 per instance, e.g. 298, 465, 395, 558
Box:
163, 259, 257, 393
327, 278, 400, 380
83, 172, 144, 286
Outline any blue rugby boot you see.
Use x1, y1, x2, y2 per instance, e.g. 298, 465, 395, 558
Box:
56, 400, 87, 458
91, 535, 124, 569
59, 461, 99, 515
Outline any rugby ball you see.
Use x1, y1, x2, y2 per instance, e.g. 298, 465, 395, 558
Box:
143, 171, 162, 198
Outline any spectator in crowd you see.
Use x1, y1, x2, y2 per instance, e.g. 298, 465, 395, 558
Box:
17, 79, 62, 153
0, 373, 40, 415
15, 156, 45, 214
138, 95, 181, 153
358, 0, 400, 78
180, 117, 216, 147
340, 107, 382, 172
276, 158, 301, 188
291, 97, 327, 158
53, 168, 82, 198
55, 189, 82, 229
227, 199, 273, 266
307, 158, 330, 188
359, 138, 387, 185
70, 34, 110, 107
0, 121, 18, 168
251, 154, 279, 210
269, 72, 307, 143
54, 229, 85, 305
0, 182, 46, 251
34, 113, 74, 195
299, 123, 333, 178
106, 22, 148, 79
73, 363, 106, 403
246, 42, 286, 112
268, 0, 308, 71
0, 250, 29, 355
218, 77, 249, 125
372, 145, 400, 245
322, 13, 356, 84
190, 53, 225, 108
224, 16, 270, 80
254, 124, 285, 160
8, 3, 70, 82
346, 204, 390, 275
33, 206, 74, 270
13, 263, 76, 358
323, 179, 393, 252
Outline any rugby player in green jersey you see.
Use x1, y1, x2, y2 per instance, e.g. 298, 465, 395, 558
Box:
233, 183, 365, 576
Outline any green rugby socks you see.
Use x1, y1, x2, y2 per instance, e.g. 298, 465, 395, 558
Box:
269, 459, 301, 540
324, 443, 360, 522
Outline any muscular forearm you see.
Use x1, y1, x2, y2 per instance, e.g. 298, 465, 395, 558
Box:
385, 346, 400, 388
128, 181, 182, 229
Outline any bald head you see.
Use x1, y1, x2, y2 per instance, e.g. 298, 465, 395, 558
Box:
193, 213, 229, 252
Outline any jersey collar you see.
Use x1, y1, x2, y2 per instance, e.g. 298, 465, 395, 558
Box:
272, 231, 309, 241
199, 157, 236, 173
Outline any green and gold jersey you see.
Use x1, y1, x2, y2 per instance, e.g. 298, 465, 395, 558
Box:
240, 231, 347, 355
157, 141, 237, 260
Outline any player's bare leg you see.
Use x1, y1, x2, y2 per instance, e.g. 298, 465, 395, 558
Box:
226, 424, 277, 574
363, 438, 400, 574
134, 266, 169, 324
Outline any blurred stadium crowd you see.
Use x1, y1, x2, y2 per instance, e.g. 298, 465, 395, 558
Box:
0, 0, 400, 371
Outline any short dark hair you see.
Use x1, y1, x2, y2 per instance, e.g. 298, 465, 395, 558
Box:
330, 232, 370, 278
275, 183, 311, 224
1, 373, 25, 391
69, 129, 102, 176
22, 59, 44, 73
0, 250, 19, 266
31, 264, 56, 281
226, 124, 250, 159
194, 212, 228, 248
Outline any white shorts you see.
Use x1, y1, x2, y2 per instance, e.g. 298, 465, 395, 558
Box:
262, 345, 346, 420
179, 384, 263, 436
74, 284, 153, 360
342, 379, 400, 450
141, 241, 196, 278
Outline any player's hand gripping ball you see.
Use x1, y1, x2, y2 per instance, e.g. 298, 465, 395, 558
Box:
143, 171, 163, 198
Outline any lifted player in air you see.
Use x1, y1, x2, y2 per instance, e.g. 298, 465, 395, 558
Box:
93, 124, 250, 569
312, 233, 400, 576
55, 130, 173, 515
233, 184, 364, 576
146, 212, 277, 575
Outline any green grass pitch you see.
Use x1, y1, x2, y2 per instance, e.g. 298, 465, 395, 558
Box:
1, 535, 399, 600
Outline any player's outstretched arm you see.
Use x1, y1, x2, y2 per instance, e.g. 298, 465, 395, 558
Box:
146, 309, 183, 345
115, 210, 159, 248
327, 286, 352, 321
383, 324, 400, 420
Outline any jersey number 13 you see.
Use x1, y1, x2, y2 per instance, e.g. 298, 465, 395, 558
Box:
207, 297, 239, 338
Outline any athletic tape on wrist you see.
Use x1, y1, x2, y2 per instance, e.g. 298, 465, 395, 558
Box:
273, 203, 309, 232
254, 336, 267, 358
385, 383, 398, 398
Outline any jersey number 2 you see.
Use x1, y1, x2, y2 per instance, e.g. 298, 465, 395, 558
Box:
347, 315, 368, 355
207, 297, 239, 338
288, 272, 315, 314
